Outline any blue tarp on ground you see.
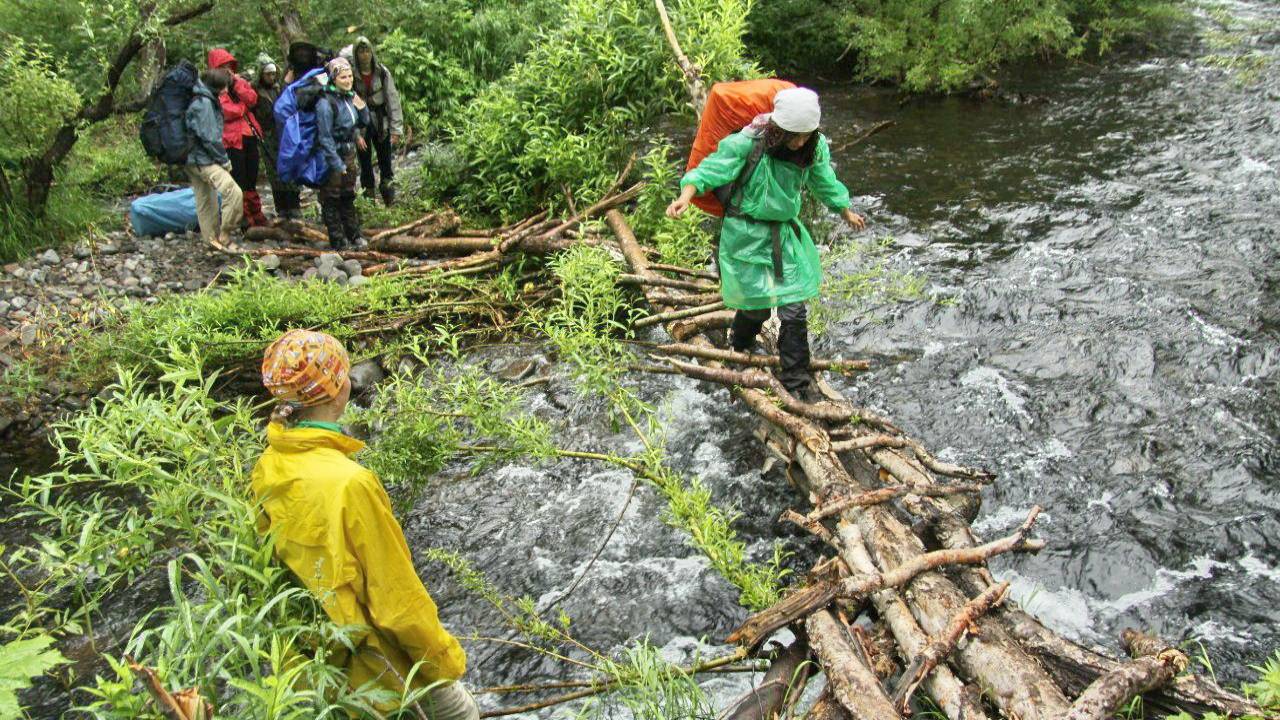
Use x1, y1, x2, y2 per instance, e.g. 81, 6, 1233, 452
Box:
129, 187, 207, 236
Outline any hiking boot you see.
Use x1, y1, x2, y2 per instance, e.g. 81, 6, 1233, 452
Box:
380, 183, 396, 206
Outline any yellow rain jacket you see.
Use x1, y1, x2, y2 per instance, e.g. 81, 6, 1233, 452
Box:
250, 422, 467, 691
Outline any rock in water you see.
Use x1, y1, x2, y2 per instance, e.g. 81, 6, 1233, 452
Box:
349, 360, 386, 392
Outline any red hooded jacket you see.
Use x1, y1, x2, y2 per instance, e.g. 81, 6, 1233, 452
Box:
207, 48, 262, 150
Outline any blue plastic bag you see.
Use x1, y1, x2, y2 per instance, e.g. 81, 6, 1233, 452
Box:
275, 68, 330, 188
130, 187, 204, 236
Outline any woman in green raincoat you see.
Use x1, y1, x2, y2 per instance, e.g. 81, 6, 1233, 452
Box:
667, 87, 866, 399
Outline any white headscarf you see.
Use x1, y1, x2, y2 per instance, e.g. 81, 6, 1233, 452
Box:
772, 87, 821, 134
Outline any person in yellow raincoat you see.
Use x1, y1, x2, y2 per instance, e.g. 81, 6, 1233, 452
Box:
251, 329, 478, 719
667, 87, 866, 399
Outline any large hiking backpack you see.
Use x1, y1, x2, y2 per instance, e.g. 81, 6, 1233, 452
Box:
139, 61, 200, 164
275, 68, 331, 187
685, 79, 795, 217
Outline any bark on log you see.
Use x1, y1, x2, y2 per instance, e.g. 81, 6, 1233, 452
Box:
648, 262, 718, 280
805, 611, 901, 719
718, 638, 813, 720
891, 582, 1010, 712
835, 434, 995, 482
806, 483, 985, 524
836, 523, 990, 720
803, 690, 850, 720
1059, 630, 1189, 720
649, 291, 724, 307
244, 245, 398, 263
671, 311, 735, 341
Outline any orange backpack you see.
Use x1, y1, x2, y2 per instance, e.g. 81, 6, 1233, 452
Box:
685, 79, 795, 217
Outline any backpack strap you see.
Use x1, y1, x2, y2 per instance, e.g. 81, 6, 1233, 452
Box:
720, 136, 767, 219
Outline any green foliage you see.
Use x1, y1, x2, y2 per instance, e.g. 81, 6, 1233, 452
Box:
63, 118, 163, 200
1199, 4, 1276, 85
374, 29, 485, 133
1245, 652, 1280, 711
0, 633, 67, 718
450, 0, 755, 218
353, 350, 555, 506
631, 144, 715, 269
0, 41, 80, 171
749, 0, 1184, 93
808, 233, 931, 337
6, 355, 425, 718
589, 642, 714, 720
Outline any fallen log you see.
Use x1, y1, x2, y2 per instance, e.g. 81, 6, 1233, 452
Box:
1060, 630, 1189, 720
617, 273, 717, 293
244, 245, 398, 263
648, 291, 723, 307
670, 310, 735, 341
634, 300, 726, 329
648, 262, 718, 280
499, 182, 642, 254
805, 610, 901, 719
370, 209, 461, 242
372, 235, 497, 256
891, 581, 1010, 712
834, 433, 996, 482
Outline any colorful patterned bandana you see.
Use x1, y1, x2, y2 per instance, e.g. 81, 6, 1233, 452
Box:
261, 330, 351, 407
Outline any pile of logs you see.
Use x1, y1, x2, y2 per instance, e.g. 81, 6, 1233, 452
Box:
603, 210, 1263, 720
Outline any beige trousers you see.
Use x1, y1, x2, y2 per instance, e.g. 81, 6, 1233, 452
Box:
186, 163, 243, 242
419, 681, 479, 720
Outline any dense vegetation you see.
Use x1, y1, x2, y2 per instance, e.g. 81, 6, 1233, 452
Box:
0, 0, 1193, 258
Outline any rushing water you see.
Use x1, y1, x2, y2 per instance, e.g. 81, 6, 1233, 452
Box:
7, 4, 1280, 716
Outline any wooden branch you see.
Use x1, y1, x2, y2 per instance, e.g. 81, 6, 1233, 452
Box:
832, 120, 896, 154
126, 657, 211, 720
671, 310, 735, 341
617, 273, 718, 293
728, 508, 1043, 649
653, 0, 707, 114
833, 433, 995, 482
499, 183, 643, 254
655, 342, 870, 373
780, 509, 839, 547
648, 262, 718, 280
370, 210, 460, 242
805, 610, 901, 719
634, 300, 725, 329
807, 483, 985, 523
718, 638, 813, 720
1060, 630, 1189, 720
839, 507, 1043, 599
890, 582, 1010, 712
648, 291, 724, 307
243, 245, 397, 263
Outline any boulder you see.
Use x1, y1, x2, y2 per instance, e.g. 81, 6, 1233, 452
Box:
349, 359, 386, 392
38, 249, 61, 265
341, 259, 363, 277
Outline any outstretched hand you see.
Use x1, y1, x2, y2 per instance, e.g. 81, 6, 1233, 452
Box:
842, 208, 866, 231
666, 198, 691, 218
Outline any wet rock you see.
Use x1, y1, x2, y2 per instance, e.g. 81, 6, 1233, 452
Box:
39, 249, 61, 265
19, 323, 38, 346
490, 358, 536, 382
258, 253, 281, 271
349, 360, 386, 392
341, 259, 362, 277
72, 243, 92, 259
99, 243, 119, 256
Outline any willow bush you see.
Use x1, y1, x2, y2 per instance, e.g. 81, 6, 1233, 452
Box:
449, 0, 756, 218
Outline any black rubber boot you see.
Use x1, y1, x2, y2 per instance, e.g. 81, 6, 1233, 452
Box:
339, 193, 362, 246
777, 302, 813, 398
380, 181, 396, 206
321, 200, 347, 250
730, 308, 770, 353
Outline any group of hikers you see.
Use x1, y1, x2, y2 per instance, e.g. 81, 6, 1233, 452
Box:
248, 84, 862, 717
178, 38, 404, 250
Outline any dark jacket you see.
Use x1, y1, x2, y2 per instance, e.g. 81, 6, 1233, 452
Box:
252, 79, 280, 136
313, 88, 368, 174
348, 36, 403, 138
185, 81, 228, 166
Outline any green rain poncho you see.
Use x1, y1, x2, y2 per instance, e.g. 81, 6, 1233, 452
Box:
681, 131, 852, 310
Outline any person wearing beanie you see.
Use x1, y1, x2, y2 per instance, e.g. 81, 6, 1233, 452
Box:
251, 330, 479, 720
349, 36, 404, 206
207, 48, 269, 228
251, 54, 294, 221
667, 87, 866, 400
313, 57, 370, 249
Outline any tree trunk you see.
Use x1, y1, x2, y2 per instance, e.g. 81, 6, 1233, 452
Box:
805, 610, 901, 719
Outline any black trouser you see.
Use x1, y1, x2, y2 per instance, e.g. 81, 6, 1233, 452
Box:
227, 137, 260, 191
730, 302, 811, 394
319, 153, 360, 248
357, 117, 394, 197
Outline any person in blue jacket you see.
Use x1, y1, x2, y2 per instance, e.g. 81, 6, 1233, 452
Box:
314, 57, 369, 250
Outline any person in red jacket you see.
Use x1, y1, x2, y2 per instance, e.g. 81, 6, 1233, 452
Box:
207, 48, 269, 227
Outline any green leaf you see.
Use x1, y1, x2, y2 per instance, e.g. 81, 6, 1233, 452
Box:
0, 634, 68, 719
